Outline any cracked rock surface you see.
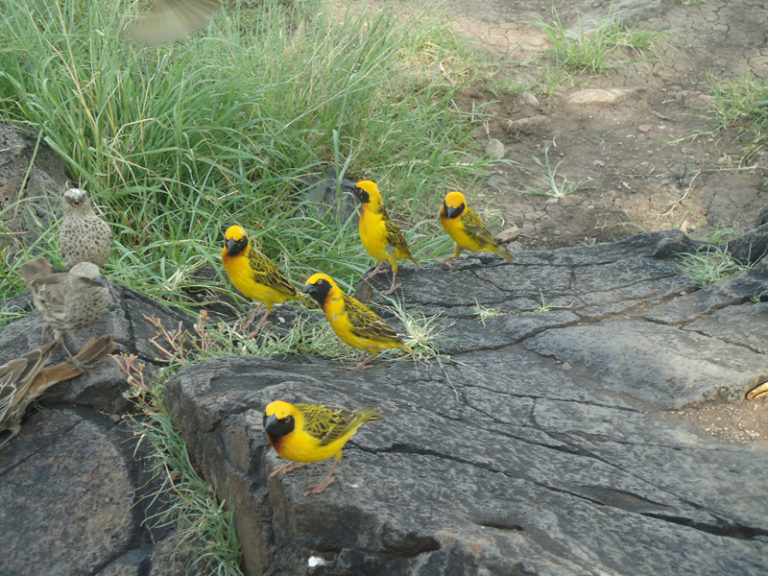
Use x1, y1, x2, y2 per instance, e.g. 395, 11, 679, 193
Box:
166, 230, 768, 576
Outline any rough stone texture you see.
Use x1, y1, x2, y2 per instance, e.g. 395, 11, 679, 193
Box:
0, 122, 70, 259
0, 285, 196, 576
166, 230, 768, 576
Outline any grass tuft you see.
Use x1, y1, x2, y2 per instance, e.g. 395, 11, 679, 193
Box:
535, 8, 663, 93
710, 73, 768, 159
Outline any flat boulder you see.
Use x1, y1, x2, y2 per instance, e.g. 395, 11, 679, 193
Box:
166, 230, 768, 575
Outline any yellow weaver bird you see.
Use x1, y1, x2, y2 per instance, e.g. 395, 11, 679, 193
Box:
303, 273, 413, 369
221, 225, 310, 332
263, 400, 382, 496
354, 180, 418, 295
439, 191, 515, 265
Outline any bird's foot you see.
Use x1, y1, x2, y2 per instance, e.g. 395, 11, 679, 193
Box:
269, 461, 307, 479
304, 475, 336, 496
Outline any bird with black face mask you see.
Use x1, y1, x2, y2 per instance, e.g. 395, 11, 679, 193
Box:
439, 191, 515, 266
263, 400, 382, 496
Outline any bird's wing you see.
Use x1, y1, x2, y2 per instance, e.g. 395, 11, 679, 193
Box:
0, 344, 53, 423
297, 404, 361, 446
342, 293, 401, 344
26, 335, 114, 403
29, 274, 69, 322
0, 359, 29, 423
381, 205, 414, 257
19, 258, 54, 286
247, 249, 298, 297
461, 208, 497, 248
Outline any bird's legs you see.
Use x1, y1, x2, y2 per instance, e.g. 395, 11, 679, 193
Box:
269, 461, 308, 479
381, 264, 399, 295
436, 245, 461, 269
364, 262, 386, 280
342, 353, 376, 370
57, 334, 96, 372
239, 303, 270, 335
304, 460, 339, 496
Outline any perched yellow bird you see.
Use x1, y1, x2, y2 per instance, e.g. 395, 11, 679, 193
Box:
354, 180, 418, 295
303, 273, 413, 369
221, 225, 310, 332
439, 191, 515, 265
263, 400, 382, 496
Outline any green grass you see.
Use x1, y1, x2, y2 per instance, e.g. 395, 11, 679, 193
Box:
535, 8, 663, 93
0, 0, 489, 307
118, 353, 244, 576
710, 74, 768, 159
676, 246, 751, 286
676, 227, 753, 286
519, 147, 592, 197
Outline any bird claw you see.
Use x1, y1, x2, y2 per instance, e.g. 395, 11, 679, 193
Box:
269, 461, 307, 479
303, 475, 336, 496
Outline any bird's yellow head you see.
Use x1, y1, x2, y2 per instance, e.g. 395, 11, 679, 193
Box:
223, 225, 250, 257
441, 191, 467, 220
354, 180, 382, 205
302, 273, 338, 306
263, 400, 300, 445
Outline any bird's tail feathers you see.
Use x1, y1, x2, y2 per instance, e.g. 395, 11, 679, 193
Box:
357, 406, 383, 423
495, 246, 515, 264
19, 257, 54, 286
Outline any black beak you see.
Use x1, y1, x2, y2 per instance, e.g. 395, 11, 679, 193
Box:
443, 202, 465, 219
264, 413, 278, 432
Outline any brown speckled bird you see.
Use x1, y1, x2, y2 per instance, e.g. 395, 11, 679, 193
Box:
126, 0, 222, 46
58, 188, 113, 269
0, 335, 114, 450
20, 258, 111, 364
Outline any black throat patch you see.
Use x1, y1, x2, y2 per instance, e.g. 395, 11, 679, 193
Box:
264, 413, 295, 444
226, 235, 249, 257
303, 278, 332, 306
443, 201, 466, 219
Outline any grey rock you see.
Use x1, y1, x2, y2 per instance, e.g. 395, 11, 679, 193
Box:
0, 285, 196, 576
0, 122, 70, 261
166, 230, 768, 576
727, 220, 768, 265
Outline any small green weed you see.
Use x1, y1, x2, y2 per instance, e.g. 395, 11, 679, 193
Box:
536, 8, 663, 92
521, 147, 591, 197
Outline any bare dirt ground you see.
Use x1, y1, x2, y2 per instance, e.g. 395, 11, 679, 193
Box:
374, 0, 768, 442
446, 0, 767, 250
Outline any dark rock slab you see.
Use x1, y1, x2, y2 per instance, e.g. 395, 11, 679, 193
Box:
166, 230, 768, 575
0, 285, 195, 576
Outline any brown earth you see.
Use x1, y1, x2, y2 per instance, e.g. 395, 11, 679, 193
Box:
341, 0, 768, 443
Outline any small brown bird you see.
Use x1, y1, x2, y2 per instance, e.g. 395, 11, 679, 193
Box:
126, 0, 222, 46
58, 188, 113, 269
0, 335, 114, 450
20, 258, 111, 364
